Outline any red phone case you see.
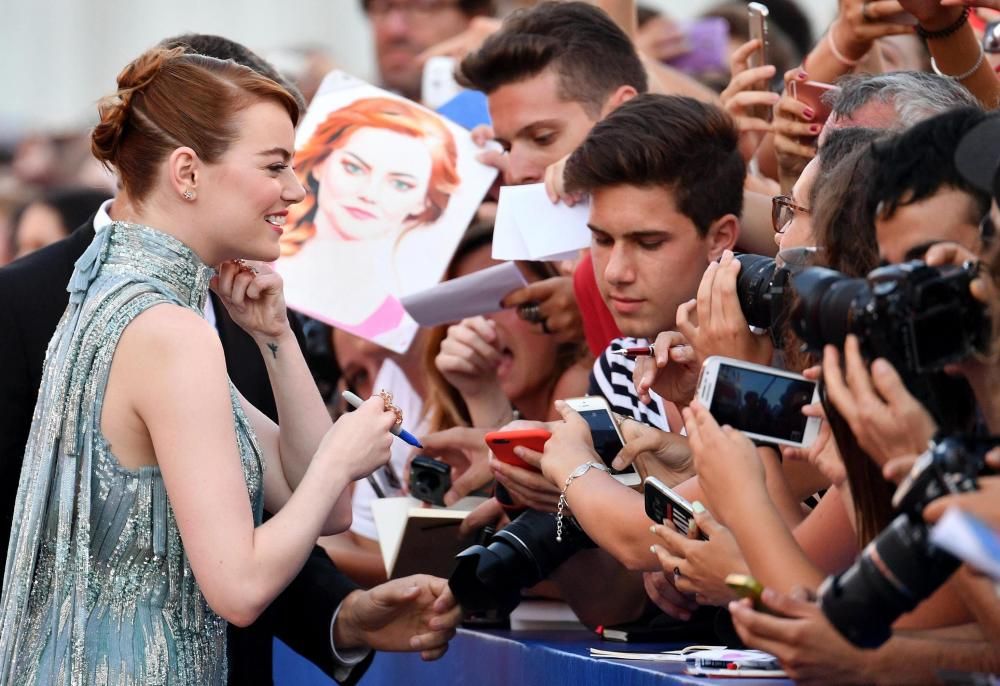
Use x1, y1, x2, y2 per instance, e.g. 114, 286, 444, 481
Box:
484, 428, 551, 473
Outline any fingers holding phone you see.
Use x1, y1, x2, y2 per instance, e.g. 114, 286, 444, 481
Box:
721, 38, 780, 161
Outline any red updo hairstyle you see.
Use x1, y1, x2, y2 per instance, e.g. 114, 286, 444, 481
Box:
91, 47, 299, 206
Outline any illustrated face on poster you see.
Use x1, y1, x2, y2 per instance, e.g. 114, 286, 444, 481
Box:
277, 72, 497, 353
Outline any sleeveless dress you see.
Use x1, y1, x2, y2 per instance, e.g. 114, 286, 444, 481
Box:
0, 222, 264, 685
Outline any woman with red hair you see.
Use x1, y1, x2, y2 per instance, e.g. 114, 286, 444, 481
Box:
279, 97, 461, 346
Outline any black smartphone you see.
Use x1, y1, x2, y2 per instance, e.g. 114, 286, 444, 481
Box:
644, 476, 707, 540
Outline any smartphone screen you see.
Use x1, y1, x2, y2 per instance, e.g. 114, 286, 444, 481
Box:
709, 363, 816, 443
576, 409, 634, 475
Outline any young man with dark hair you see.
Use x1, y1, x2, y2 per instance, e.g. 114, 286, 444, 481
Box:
515, 94, 744, 620
868, 106, 994, 265
564, 93, 742, 428
361, 0, 495, 101
459, 0, 647, 186
457, 0, 648, 352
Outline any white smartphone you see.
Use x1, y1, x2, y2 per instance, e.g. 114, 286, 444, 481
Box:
696, 356, 821, 449
421, 56, 462, 110
747, 2, 773, 124
644, 476, 707, 540
563, 396, 641, 487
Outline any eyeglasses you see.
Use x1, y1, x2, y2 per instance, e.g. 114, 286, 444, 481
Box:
367, 0, 461, 20
771, 195, 811, 234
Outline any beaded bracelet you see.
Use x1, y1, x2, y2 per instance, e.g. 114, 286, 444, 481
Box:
931, 43, 986, 82
555, 461, 609, 542
916, 7, 970, 41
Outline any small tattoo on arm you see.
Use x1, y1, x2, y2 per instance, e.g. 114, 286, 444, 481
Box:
267, 342, 278, 359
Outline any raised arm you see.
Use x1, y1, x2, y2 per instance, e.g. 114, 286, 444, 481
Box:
122, 305, 395, 627
212, 260, 348, 529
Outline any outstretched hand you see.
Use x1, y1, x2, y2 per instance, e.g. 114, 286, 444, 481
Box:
501, 277, 583, 343
822, 336, 937, 467
614, 419, 693, 481
650, 507, 749, 607
729, 587, 873, 685
418, 426, 493, 506
334, 575, 462, 661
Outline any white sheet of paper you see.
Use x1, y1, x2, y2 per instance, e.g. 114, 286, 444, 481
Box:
492, 183, 591, 262
400, 261, 527, 326
930, 507, 1000, 580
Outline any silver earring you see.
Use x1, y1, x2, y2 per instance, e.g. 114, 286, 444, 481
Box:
182, 190, 195, 200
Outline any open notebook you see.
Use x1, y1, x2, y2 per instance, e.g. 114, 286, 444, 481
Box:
372, 496, 487, 579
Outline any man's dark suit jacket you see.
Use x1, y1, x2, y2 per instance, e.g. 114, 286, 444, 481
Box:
0, 221, 368, 685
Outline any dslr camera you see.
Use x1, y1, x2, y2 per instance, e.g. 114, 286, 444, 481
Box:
819, 435, 999, 648
790, 260, 990, 375
449, 510, 595, 615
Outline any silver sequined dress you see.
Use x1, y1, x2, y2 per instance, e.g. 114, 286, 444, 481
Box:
0, 222, 264, 685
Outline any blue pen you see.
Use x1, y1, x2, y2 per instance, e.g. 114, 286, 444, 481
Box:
341, 390, 424, 449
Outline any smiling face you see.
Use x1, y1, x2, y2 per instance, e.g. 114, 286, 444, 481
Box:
197, 100, 305, 262
316, 127, 433, 242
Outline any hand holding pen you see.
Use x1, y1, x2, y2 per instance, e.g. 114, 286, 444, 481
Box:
342, 390, 424, 449
628, 332, 700, 406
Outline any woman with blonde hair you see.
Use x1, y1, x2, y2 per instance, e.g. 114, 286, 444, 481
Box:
278, 97, 461, 345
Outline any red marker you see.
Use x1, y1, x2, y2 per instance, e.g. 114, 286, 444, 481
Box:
611, 345, 655, 359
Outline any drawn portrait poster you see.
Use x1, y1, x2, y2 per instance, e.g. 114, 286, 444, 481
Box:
277, 71, 498, 352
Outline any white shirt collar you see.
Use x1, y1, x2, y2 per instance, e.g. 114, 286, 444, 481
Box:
93, 198, 114, 231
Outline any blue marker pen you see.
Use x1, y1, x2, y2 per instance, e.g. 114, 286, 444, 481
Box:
341, 390, 424, 449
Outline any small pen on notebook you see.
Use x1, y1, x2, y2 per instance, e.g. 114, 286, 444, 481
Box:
341, 390, 424, 449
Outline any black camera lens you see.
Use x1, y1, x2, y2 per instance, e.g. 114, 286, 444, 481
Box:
735, 254, 778, 329
449, 510, 594, 614
412, 472, 441, 500
820, 514, 961, 648
789, 266, 869, 352
819, 436, 997, 648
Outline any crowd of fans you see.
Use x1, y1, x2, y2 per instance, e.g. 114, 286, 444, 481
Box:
4, 1, 1000, 684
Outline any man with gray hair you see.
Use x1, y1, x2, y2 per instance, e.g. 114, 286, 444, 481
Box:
820, 70, 981, 144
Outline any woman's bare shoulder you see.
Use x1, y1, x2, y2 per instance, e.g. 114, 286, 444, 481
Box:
117, 303, 224, 366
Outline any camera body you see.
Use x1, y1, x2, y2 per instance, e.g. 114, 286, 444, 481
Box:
791, 260, 990, 376
819, 436, 999, 648
409, 455, 452, 507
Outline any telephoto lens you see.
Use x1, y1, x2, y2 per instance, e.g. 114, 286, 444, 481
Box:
789, 261, 990, 375
819, 436, 999, 648
818, 513, 961, 648
448, 510, 595, 615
